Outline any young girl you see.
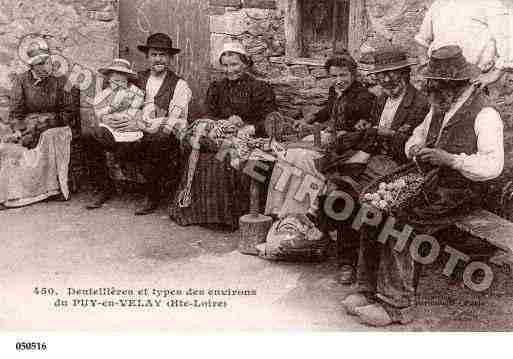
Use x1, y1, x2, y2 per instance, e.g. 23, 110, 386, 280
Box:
94, 59, 144, 142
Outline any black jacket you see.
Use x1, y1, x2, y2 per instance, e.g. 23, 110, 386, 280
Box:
204, 73, 277, 137
362, 84, 430, 163
313, 81, 376, 131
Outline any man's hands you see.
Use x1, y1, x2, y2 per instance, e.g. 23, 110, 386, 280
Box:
408, 144, 423, 159
416, 147, 456, 167
354, 119, 372, 131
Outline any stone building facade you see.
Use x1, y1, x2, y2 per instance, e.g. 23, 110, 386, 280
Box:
1, 0, 512, 169
207, 0, 513, 169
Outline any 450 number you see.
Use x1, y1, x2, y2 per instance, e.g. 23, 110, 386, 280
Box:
33, 287, 56, 295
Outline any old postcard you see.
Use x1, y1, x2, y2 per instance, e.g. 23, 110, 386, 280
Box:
2, 1, 513, 354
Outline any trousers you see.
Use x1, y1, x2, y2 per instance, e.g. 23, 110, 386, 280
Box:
84, 127, 181, 202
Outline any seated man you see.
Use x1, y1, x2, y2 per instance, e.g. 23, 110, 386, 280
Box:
85, 33, 192, 215
322, 48, 430, 284
333, 47, 430, 186
342, 45, 504, 327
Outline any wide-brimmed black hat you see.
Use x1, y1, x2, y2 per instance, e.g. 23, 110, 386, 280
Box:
359, 47, 417, 74
419, 45, 480, 81
137, 33, 181, 55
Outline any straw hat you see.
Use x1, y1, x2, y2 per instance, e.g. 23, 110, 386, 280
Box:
98, 58, 138, 79
359, 47, 417, 74
419, 45, 480, 81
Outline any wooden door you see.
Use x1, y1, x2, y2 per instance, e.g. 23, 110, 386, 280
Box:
119, 0, 210, 117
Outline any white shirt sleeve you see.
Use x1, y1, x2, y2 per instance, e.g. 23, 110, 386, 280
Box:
404, 107, 432, 158
414, 3, 434, 48
487, 2, 513, 70
451, 107, 504, 181
168, 79, 192, 120
163, 79, 193, 135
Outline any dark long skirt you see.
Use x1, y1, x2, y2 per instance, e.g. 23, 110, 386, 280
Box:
169, 152, 250, 230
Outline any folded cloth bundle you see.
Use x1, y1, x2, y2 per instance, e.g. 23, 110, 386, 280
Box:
256, 214, 328, 262
19, 113, 59, 149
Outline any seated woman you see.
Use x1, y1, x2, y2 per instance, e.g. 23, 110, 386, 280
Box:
265, 52, 376, 219
169, 42, 279, 230
0, 45, 79, 208
304, 50, 377, 141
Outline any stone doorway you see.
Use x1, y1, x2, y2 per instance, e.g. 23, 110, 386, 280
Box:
285, 0, 367, 58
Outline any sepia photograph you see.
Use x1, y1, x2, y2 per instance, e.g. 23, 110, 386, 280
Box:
1, 0, 513, 354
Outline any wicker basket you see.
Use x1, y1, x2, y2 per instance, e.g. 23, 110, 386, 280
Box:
360, 163, 426, 215
257, 236, 330, 262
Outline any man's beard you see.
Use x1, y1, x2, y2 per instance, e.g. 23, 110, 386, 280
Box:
429, 91, 455, 112
381, 81, 404, 98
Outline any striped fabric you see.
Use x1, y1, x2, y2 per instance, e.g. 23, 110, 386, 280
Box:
169, 152, 250, 230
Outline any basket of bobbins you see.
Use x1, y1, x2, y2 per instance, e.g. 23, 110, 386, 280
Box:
266, 113, 317, 143
360, 162, 428, 215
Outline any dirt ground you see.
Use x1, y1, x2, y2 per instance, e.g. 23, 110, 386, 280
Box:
1, 193, 513, 331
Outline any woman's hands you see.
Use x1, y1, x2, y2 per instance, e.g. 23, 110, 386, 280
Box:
354, 119, 372, 131
103, 114, 139, 132
228, 115, 244, 127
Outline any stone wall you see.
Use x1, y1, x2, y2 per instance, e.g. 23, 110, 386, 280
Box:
208, 0, 513, 169
208, 0, 336, 120
0, 0, 119, 129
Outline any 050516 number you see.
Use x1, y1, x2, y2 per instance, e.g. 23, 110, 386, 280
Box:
16, 342, 47, 350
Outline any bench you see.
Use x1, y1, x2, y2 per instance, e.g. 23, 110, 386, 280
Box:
332, 176, 513, 272
454, 209, 513, 271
